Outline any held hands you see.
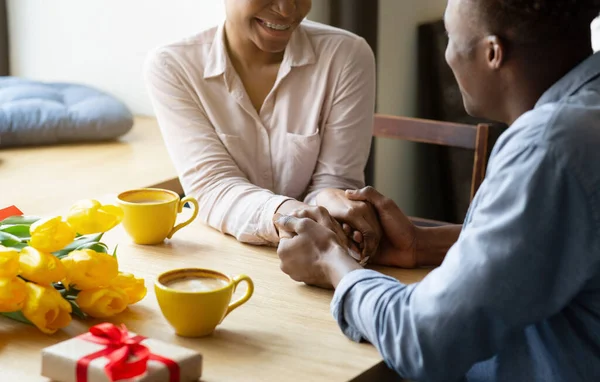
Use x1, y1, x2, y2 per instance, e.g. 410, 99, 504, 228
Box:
315, 188, 382, 262
275, 200, 363, 261
274, 214, 362, 289
273, 186, 421, 290
346, 187, 419, 269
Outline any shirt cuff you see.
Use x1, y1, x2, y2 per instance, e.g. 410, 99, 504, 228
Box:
257, 195, 293, 244
331, 269, 387, 342
303, 190, 319, 205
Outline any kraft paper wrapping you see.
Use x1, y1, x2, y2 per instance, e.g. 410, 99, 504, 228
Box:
41, 334, 202, 382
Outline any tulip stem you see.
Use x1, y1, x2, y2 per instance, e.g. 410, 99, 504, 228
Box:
67, 300, 86, 319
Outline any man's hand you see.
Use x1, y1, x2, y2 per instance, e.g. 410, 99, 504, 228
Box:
346, 187, 419, 268
274, 214, 362, 289
316, 189, 382, 261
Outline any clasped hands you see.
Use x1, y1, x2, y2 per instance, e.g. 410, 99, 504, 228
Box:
273, 187, 420, 289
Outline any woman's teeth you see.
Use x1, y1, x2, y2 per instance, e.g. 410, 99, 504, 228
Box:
260, 20, 291, 31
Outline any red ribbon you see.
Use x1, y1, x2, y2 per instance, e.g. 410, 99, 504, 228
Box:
0, 205, 23, 221
76, 323, 180, 382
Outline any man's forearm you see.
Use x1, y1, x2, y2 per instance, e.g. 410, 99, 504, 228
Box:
416, 225, 462, 267
326, 247, 364, 288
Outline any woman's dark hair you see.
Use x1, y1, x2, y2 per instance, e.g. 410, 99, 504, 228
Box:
475, 0, 600, 42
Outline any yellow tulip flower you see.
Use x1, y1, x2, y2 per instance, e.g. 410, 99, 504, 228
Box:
111, 272, 147, 305
0, 277, 28, 312
22, 282, 72, 334
76, 286, 128, 318
19, 247, 67, 285
61, 249, 118, 290
0, 245, 20, 278
66, 200, 124, 235
29, 216, 75, 252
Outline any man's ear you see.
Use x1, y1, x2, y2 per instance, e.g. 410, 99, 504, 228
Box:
485, 35, 504, 69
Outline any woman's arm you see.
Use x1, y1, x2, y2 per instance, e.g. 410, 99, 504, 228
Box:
144, 49, 292, 245
303, 37, 378, 256
303, 37, 376, 204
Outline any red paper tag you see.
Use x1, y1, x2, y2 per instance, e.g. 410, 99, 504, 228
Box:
0, 206, 23, 221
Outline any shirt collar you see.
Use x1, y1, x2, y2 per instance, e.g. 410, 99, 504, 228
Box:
203, 20, 316, 80
283, 21, 317, 68
536, 52, 600, 107
203, 22, 228, 79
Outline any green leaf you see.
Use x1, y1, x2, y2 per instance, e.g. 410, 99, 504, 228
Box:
0, 231, 22, 247
1, 311, 33, 326
0, 224, 31, 239
53, 233, 103, 259
75, 242, 109, 254
0, 215, 40, 225
112, 244, 119, 259
60, 287, 80, 299
68, 300, 86, 320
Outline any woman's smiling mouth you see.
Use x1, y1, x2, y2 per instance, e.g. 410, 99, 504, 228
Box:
256, 18, 291, 31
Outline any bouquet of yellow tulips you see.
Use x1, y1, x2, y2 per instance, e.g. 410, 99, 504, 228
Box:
0, 200, 147, 334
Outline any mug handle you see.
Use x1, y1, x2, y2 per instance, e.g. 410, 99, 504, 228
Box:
167, 196, 199, 239
225, 275, 254, 318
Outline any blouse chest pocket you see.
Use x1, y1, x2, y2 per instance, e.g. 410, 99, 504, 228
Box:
278, 130, 322, 198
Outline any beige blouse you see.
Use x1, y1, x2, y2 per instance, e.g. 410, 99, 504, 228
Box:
144, 20, 376, 245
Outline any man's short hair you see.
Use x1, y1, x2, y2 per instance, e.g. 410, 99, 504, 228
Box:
473, 0, 600, 42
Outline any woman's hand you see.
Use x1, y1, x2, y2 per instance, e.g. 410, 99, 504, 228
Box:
346, 187, 419, 268
315, 188, 382, 260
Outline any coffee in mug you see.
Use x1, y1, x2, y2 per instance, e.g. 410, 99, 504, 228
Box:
155, 268, 254, 337
166, 277, 228, 292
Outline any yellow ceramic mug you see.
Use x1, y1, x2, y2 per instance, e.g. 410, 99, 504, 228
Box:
155, 268, 254, 337
117, 188, 199, 245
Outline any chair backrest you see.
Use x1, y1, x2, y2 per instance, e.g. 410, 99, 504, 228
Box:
373, 114, 489, 200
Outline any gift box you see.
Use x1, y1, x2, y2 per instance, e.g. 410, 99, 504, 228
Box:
41, 323, 202, 382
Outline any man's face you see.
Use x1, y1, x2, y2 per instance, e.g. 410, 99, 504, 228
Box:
444, 0, 500, 120
225, 0, 312, 53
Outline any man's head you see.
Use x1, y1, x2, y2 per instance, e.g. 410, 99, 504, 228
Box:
224, 0, 312, 54
445, 0, 600, 123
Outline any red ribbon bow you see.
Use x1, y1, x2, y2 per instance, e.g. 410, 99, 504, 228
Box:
0, 205, 23, 221
76, 323, 180, 382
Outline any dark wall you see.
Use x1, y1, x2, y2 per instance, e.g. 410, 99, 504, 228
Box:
0, 0, 8, 76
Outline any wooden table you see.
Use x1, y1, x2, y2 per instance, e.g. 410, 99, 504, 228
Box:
0, 117, 180, 215
0, 206, 431, 382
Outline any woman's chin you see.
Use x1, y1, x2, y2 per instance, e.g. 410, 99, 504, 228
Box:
252, 38, 289, 54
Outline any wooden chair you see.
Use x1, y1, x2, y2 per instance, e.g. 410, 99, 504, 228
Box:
373, 114, 490, 226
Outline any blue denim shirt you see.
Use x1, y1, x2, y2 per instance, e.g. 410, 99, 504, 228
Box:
331, 52, 600, 382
